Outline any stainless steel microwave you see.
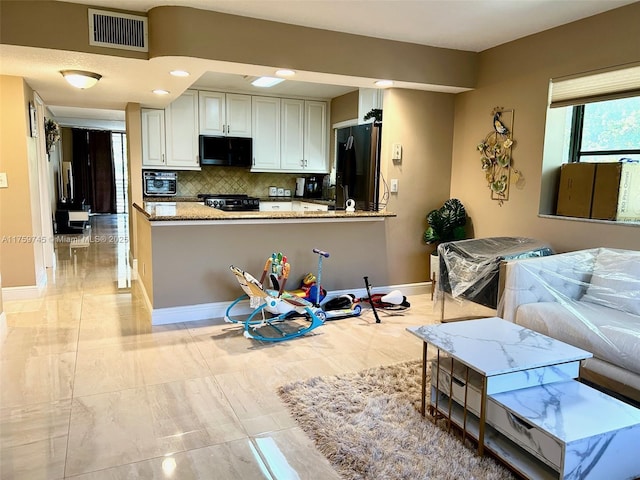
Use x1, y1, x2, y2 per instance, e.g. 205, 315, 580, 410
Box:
199, 135, 252, 167
143, 171, 177, 196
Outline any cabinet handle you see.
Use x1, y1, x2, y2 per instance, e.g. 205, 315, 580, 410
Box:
507, 412, 534, 430
273, 205, 280, 209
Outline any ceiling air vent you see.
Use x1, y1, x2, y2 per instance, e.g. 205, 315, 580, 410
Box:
88, 8, 148, 52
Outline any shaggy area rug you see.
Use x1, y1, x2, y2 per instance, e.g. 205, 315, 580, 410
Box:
278, 361, 515, 480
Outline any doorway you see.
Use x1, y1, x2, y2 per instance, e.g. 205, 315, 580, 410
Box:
66, 129, 128, 214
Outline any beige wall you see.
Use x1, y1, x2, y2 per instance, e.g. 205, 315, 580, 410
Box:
148, 7, 477, 90
329, 90, 359, 170
126, 103, 143, 264
0, 1, 146, 59
382, 89, 455, 282
450, 3, 640, 253
135, 209, 153, 303
0, 76, 39, 287
144, 217, 390, 308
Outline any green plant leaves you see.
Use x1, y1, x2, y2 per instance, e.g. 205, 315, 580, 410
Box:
423, 199, 467, 244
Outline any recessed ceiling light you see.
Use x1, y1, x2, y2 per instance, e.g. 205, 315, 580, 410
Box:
153, 89, 170, 95
375, 80, 393, 88
170, 70, 190, 77
60, 70, 102, 89
251, 76, 285, 88
276, 69, 296, 77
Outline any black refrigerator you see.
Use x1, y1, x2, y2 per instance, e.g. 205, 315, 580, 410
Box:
335, 123, 381, 211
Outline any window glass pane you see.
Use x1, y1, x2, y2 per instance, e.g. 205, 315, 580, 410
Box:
579, 154, 640, 163
581, 96, 640, 151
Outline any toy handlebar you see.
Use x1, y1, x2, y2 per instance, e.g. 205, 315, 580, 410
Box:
313, 248, 330, 258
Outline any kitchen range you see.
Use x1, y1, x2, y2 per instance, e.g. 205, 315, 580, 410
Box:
198, 193, 260, 211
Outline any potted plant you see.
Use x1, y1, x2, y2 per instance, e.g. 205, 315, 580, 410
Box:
45, 118, 60, 155
423, 198, 467, 282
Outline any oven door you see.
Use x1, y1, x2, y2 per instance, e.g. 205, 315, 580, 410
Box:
143, 172, 177, 196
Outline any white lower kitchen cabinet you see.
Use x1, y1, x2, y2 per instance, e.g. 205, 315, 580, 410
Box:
259, 201, 292, 212
292, 201, 329, 212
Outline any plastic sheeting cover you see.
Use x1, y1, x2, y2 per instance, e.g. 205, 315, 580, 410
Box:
438, 237, 553, 309
500, 247, 640, 378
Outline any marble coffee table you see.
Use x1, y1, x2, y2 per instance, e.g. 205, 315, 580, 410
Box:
408, 317, 640, 480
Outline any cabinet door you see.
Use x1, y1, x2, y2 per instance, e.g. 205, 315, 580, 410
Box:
199, 91, 225, 135
304, 101, 328, 173
226, 94, 252, 137
165, 90, 200, 169
251, 96, 281, 171
281, 98, 305, 172
141, 108, 166, 167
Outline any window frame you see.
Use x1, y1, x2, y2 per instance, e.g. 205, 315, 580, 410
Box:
567, 102, 640, 163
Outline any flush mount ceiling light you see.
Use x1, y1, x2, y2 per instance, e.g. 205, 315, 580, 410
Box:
169, 70, 190, 77
251, 76, 285, 88
375, 80, 394, 88
275, 69, 296, 77
152, 89, 170, 95
60, 70, 102, 89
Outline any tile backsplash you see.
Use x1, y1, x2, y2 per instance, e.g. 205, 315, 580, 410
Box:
177, 167, 307, 198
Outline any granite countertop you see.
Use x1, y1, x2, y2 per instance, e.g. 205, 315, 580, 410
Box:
134, 201, 394, 221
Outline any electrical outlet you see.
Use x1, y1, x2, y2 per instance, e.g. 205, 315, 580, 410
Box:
392, 144, 402, 161
390, 178, 398, 193
0, 172, 7, 188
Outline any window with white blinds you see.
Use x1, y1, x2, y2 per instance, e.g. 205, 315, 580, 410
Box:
549, 64, 640, 108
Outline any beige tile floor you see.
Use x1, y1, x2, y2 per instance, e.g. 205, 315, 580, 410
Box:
0, 214, 491, 480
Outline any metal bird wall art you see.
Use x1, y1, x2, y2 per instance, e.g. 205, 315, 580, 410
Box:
477, 107, 521, 206
493, 111, 509, 135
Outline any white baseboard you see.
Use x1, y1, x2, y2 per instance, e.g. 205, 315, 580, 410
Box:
0, 311, 7, 345
2, 271, 47, 301
140, 280, 431, 326
130, 258, 138, 280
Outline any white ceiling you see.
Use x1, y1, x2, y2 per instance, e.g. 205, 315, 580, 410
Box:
1, 0, 635, 129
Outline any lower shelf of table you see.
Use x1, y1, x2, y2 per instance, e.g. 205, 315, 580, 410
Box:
431, 389, 560, 480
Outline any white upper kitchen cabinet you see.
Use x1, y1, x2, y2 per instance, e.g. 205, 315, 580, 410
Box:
199, 91, 251, 137
280, 98, 305, 171
251, 96, 281, 171
141, 108, 166, 167
280, 99, 328, 173
165, 90, 200, 169
304, 100, 328, 172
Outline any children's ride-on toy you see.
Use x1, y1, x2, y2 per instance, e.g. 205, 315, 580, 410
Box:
225, 251, 326, 342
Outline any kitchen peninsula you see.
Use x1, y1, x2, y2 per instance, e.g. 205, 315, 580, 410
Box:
134, 201, 396, 324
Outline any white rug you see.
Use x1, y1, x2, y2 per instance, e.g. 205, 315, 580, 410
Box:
278, 360, 515, 480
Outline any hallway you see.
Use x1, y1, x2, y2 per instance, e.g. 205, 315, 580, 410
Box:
1, 214, 433, 479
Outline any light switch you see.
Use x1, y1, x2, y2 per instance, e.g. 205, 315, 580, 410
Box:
392, 144, 402, 161
0, 172, 7, 188
390, 178, 398, 193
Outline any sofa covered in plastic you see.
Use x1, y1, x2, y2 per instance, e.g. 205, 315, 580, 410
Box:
438, 237, 553, 310
500, 247, 640, 403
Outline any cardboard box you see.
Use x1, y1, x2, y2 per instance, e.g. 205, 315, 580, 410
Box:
591, 163, 640, 222
556, 163, 596, 218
